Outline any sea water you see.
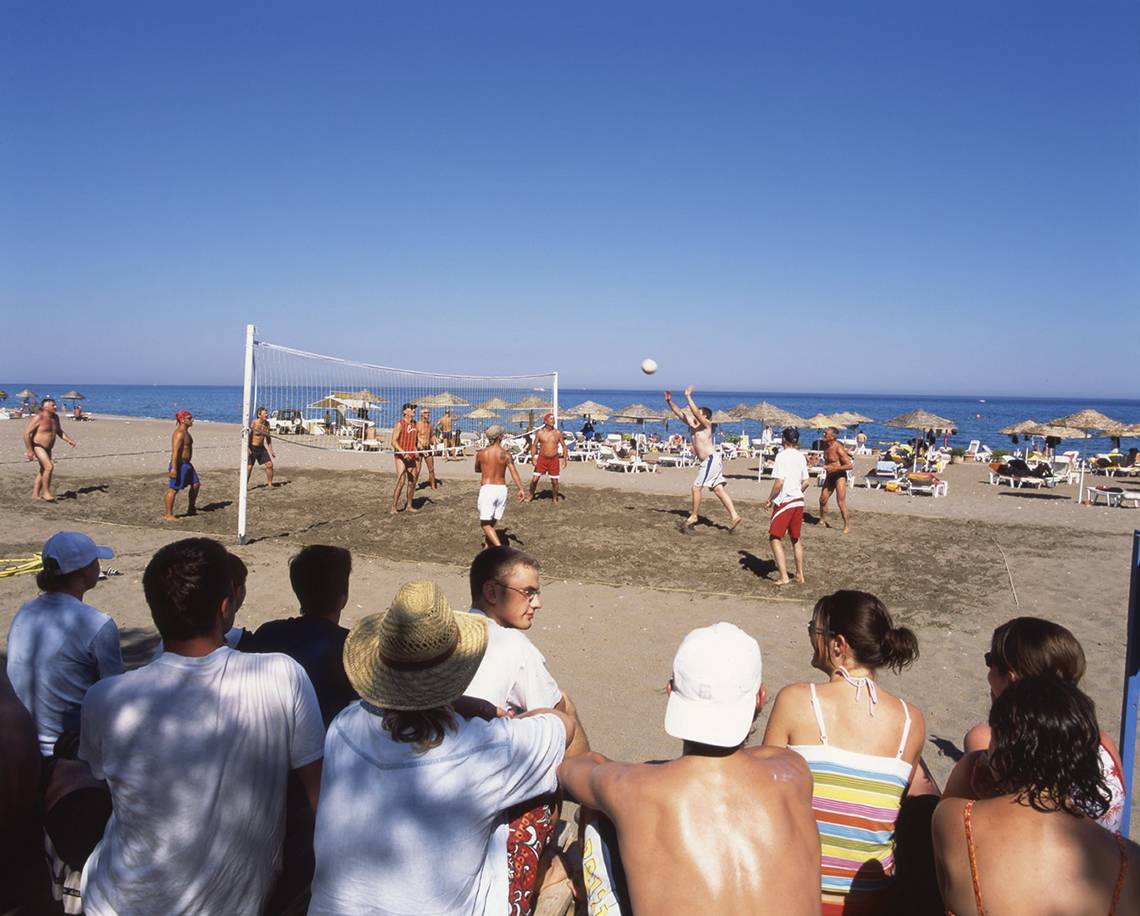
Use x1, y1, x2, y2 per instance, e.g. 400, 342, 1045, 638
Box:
4, 383, 1138, 456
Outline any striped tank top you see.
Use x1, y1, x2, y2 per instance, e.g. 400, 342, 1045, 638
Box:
790, 682, 914, 899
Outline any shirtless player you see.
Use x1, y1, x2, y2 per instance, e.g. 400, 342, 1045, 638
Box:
391, 403, 419, 514
23, 398, 76, 501
164, 410, 199, 521
664, 386, 742, 530
414, 408, 437, 490
247, 406, 276, 489
438, 410, 458, 461
474, 425, 528, 547
818, 426, 853, 532
558, 623, 820, 916
528, 413, 567, 505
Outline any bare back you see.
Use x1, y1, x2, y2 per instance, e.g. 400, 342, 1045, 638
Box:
475, 444, 511, 485
934, 796, 1140, 916
602, 748, 820, 915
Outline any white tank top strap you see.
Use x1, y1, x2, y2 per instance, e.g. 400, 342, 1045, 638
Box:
808, 683, 829, 745
896, 696, 912, 759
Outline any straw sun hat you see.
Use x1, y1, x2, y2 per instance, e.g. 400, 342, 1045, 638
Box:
344, 580, 488, 711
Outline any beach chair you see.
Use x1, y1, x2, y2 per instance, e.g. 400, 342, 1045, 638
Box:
907, 473, 948, 498
1049, 456, 1078, 486
863, 461, 903, 489
594, 446, 617, 470
965, 440, 993, 462
629, 455, 657, 474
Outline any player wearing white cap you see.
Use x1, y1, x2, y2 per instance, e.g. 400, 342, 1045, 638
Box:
557, 623, 820, 916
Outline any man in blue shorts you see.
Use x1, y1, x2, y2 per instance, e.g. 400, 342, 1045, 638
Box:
164, 410, 200, 521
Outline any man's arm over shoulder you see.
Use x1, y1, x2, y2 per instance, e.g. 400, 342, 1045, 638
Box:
496, 710, 576, 809
557, 752, 638, 817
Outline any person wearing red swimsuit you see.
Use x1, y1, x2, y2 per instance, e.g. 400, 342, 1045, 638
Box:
390, 403, 420, 514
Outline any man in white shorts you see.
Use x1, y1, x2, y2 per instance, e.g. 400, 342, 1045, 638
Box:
665, 385, 742, 530
474, 425, 529, 547
764, 427, 810, 586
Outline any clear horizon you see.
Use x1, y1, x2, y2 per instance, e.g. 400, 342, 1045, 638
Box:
2, 2, 1137, 398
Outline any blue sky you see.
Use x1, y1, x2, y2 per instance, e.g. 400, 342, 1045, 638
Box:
2, 2, 1137, 395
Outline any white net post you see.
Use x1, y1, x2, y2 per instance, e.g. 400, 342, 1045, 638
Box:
553, 372, 559, 427
236, 324, 255, 545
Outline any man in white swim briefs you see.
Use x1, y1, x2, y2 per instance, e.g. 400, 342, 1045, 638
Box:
474, 426, 529, 547
664, 385, 742, 531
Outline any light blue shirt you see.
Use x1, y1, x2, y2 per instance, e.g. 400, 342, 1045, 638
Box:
6, 591, 123, 755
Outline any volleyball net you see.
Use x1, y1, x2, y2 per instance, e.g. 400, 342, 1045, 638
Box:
236, 325, 558, 542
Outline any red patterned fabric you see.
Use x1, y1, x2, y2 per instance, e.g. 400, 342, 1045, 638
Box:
506, 793, 559, 916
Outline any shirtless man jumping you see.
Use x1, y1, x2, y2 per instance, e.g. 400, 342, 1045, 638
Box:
247, 406, 276, 489
528, 413, 567, 505
664, 386, 742, 530
23, 398, 76, 501
164, 410, 199, 521
391, 403, 419, 514
414, 408, 437, 490
558, 623, 820, 916
818, 426, 853, 532
474, 425, 528, 547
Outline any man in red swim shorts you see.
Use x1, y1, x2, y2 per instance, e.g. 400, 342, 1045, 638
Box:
528, 413, 568, 507
764, 427, 810, 586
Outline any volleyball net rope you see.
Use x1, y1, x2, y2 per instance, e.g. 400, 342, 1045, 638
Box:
236, 325, 558, 542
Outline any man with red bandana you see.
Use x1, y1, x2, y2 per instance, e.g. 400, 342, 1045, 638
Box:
528, 413, 568, 506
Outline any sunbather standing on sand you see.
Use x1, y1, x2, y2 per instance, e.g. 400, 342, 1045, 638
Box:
664, 385, 742, 530
529, 413, 567, 506
475, 426, 529, 547
164, 410, 199, 521
23, 398, 76, 502
438, 409, 458, 460
818, 427, 853, 533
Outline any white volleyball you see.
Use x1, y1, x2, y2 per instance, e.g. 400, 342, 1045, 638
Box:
641, 358, 658, 375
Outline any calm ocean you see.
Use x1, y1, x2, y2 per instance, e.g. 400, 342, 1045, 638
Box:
4, 383, 1139, 455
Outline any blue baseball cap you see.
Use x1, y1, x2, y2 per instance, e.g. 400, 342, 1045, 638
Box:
42, 531, 113, 575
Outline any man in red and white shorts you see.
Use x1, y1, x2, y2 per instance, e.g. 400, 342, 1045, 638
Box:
764, 426, 810, 586
529, 413, 568, 507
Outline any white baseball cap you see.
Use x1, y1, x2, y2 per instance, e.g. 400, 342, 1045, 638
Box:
664, 622, 762, 748
42, 531, 113, 575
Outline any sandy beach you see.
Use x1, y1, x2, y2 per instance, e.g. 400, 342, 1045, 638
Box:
2, 415, 1137, 829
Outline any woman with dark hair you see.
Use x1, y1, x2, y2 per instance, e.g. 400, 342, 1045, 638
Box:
950, 617, 1125, 833
934, 678, 1140, 915
763, 590, 926, 914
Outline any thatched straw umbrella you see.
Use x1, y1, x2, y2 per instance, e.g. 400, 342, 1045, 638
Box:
708, 410, 736, 425
727, 403, 753, 419
1102, 424, 1140, 452
565, 400, 613, 420
0, 389, 7, 401
418, 391, 470, 408
16, 388, 37, 412
885, 409, 955, 432
841, 411, 874, 425
998, 419, 1040, 448
465, 406, 497, 433
509, 395, 553, 410
1047, 409, 1121, 432
476, 398, 510, 410
1025, 424, 1089, 458
805, 413, 838, 429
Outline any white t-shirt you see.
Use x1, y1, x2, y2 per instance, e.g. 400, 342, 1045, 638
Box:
6, 592, 123, 755
771, 447, 810, 504
463, 609, 562, 713
309, 704, 566, 915
79, 647, 325, 916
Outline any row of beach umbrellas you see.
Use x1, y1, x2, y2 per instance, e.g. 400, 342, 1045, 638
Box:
997, 409, 1140, 450
1, 389, 87, 408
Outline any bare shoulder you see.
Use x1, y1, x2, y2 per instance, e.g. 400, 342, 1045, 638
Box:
931, 795, 968, 834
741, 745, 812, 780
771, 681, 811, 710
